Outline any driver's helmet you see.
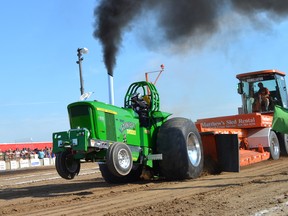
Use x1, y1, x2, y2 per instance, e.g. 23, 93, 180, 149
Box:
131, 92, 140, 100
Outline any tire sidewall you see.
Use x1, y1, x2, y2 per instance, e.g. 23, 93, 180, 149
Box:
157, 117, 204, 180
269, 131, 280, 160
277, 133, 288, 156
106, 143, 133, 177
184, 122, 204, 178
55, 151, 80, 179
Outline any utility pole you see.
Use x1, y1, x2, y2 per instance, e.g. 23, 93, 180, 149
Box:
76, 47, 88, 95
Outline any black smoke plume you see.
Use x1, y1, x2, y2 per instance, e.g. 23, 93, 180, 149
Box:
93, 0, 145, 76
93, 0, 288, 76
232, 0, 288, 15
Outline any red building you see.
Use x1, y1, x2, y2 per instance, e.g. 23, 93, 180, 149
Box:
0, 142, 52, 151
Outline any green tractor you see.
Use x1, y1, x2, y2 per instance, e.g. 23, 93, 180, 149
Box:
52, 81, 204, 183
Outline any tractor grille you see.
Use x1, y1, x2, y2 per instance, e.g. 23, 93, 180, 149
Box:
70, 106, 90, 117
69, 105, 94, 137
105, 112, 116, 140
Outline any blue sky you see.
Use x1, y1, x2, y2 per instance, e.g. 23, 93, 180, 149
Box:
1, 1, 288, 143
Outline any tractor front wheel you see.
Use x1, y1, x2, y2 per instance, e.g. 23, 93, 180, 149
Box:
157, 117, 204, 180
106, 142, 133, 177
55, 151, 80, 180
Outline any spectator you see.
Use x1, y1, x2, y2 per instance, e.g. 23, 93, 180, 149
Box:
1, 147, 55, 161
15, 148, 21, 161
38, 149, 45, 159
5, 149, 13, 161
20, 148, 27, 159
51, 151, 55, 158
27, 148, 31, 159
0, 149, 4, 161
45, 147, 51, 158
30, 151, 36, 159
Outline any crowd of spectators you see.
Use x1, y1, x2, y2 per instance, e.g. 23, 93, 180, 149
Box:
0, 147, 54, 161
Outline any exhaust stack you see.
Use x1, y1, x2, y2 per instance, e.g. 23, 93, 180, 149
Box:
108, 74, 115, 105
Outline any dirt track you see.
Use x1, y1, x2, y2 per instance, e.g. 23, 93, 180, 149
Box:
1, 158, 288, 216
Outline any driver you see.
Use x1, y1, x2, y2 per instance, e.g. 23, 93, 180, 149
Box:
256, 82, 270, 111
131, 93, 148, 112
130, 92, 150, 127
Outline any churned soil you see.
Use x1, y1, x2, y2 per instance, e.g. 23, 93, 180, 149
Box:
1, 158, 288, 216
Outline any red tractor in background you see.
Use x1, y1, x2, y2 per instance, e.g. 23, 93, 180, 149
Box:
196, 69, 288, 172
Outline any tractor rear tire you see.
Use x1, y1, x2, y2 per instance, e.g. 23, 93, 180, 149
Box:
157, 117, 204, 180
277, 133, 288, 156
99, 163, 142, 184
106, 143, 133, 177
55, 151, 80, 180
267, 131, 280, 160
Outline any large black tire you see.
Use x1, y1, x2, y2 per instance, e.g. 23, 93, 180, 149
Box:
277, 133, 288, 156
106, 143, 133, 177
99, 163, 142, 184
267, 131, 280, 160
55, 151, 80, 180
156, 117, 204, 180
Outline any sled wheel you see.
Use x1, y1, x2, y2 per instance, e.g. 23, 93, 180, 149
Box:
99, 163, 142, 184
55, 151, 80, 180
106, 143, 133, 177
157, 117, 204, 180
268, 131, 280, 160
277, 133, 288, 156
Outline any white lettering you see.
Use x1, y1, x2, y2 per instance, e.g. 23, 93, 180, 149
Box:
202, 121, 224, 128
238, 118, 255, 124
226, 119, 237, 125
